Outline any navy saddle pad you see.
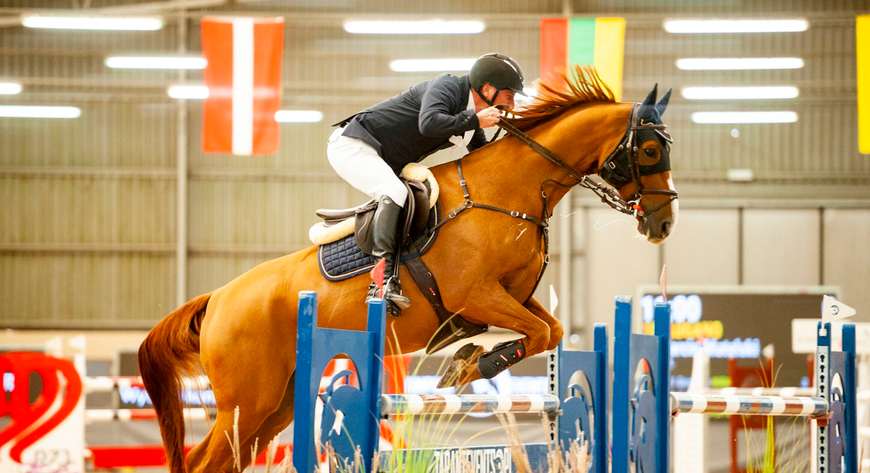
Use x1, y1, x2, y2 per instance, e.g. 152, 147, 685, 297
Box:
317, 204, 440, 282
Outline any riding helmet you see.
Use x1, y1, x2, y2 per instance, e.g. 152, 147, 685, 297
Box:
469, 53, 526, 97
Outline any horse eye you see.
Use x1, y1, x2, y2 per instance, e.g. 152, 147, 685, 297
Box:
644, 148, 655, 156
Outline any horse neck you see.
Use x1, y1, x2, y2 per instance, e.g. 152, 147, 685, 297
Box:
462, 102, 632, 216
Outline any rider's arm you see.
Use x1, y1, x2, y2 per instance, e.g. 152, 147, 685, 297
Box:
418, 74, 479, 138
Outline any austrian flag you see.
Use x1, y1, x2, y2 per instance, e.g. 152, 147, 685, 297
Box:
201, 17, 284, 155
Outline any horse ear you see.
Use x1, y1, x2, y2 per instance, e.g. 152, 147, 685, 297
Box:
639, 84, 658, 119
655, 88, 672, 116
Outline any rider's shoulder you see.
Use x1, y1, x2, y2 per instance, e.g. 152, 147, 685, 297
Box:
427, 73, 466, 92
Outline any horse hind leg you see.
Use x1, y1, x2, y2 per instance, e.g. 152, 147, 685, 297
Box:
234, 372, 297, 467
185, 373, 296, 473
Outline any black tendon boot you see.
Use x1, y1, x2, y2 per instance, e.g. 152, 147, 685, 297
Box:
477, 339, 526, 379
365, 195, 411, 314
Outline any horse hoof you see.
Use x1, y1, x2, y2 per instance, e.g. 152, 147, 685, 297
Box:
453, 343, 483, 362
437, 344, 485, 388
437, 359, 466, 388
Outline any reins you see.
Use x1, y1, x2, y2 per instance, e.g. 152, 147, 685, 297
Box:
424, 101, 678, 303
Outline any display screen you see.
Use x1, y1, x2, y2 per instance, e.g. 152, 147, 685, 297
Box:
636, 288, 834, 391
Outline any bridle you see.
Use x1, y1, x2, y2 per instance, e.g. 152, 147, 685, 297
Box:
495, 102, 679, 219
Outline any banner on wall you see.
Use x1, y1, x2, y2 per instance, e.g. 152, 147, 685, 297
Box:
201, 17, 285, 156
858, 15, 869, 154
540, 17, 626, 100
0, 353, 84, 473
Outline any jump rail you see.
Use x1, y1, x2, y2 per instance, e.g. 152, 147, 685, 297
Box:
291, 293, 858, 473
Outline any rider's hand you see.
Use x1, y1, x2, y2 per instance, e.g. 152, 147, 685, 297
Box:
476, 107, 502, 128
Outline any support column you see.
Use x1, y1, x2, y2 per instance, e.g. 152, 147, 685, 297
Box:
175, 12, 189, 307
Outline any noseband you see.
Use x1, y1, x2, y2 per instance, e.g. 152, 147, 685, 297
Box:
495, 103, 678, 219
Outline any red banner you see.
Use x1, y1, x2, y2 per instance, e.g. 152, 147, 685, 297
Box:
201, 17, 284, 156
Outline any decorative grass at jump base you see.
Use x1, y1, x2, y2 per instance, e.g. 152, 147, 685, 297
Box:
225, 407, 593, 473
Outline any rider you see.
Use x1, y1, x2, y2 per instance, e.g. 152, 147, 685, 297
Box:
328, 53, 526, 313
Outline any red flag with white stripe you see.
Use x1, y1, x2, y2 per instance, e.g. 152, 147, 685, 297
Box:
201, 17, 284, 156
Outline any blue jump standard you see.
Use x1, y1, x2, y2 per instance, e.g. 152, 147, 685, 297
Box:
291, 292, 858, 473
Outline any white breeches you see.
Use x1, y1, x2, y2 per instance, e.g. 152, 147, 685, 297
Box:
327, 127, 408, 206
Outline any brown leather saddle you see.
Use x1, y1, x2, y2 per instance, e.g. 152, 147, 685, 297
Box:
316, 180, 431, 253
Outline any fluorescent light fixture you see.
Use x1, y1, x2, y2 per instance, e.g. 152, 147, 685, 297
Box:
663, 19, 808, 34
22, 15, 163, 31
390, 58, 476, 72
0, 105, 80, 118
727, 168, 754, 182
275, 110, 323, 123
168, 85, 208, 99
682, 86, 799, 100
106, 56, 206, 70
691, 111, 798, 124
676, 57, 804, 70
0, 83, 22, 95
344, 20, 485, 35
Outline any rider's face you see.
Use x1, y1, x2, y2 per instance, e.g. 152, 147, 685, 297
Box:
492, 89, 516, 108
482, 84, 516, 109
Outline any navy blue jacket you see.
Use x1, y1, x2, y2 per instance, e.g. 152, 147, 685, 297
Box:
336, 74, 488, 174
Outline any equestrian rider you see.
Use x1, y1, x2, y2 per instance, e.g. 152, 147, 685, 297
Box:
328, 53, 526, 314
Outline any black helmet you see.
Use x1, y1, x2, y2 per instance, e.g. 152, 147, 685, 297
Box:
470, 53, 526, 105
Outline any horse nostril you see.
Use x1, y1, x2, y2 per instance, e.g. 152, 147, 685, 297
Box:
661, 220, 672, 235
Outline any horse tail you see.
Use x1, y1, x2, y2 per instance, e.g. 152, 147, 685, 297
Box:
138, 292, 212, 473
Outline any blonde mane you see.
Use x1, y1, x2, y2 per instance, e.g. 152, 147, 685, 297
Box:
506, 65, 616, 131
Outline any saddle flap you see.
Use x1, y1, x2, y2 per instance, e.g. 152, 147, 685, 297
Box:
315, 199, 376, 222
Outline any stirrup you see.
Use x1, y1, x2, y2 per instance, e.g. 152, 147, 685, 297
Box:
365, 280, 410, 315
382, 277, 411, 310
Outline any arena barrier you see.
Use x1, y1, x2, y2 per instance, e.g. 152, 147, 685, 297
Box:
291, 292, 858, 473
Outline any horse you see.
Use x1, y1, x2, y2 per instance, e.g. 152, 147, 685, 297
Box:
137, 66, 679, 473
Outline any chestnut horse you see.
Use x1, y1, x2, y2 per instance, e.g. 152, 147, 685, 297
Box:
138, 67, 678, 473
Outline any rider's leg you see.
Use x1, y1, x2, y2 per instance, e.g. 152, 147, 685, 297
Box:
368, 195, 411, 309
326, 130, 411, 311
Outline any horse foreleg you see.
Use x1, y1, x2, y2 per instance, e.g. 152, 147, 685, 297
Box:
523, 296, 564, 351
437, 284, 552, 388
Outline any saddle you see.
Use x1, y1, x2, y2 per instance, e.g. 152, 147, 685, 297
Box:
315, 179, 432, 254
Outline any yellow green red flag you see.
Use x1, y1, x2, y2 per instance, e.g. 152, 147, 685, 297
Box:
858, 15, 870, 154
540, 17, 626, 100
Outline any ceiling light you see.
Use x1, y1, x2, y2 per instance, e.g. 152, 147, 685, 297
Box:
168, 85, 209, 99
0, 105, 81, 118
663, 19, 808, 34
275, 110, 323, 123
676, 57, 804, 70
727, 169, 754, 182
22, 15, 163, 31
389, 58, 476, 72
106, 56, 207, 70
682, 86, 799, 100
344, 20, 485, 35
691, 111, 798, 124
0, 83, 22, 95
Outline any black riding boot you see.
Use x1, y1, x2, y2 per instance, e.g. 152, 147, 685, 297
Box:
366, 195, 411, 313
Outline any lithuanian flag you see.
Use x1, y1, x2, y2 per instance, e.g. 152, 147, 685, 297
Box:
540, 18, 626, 100
858, 15, 870, 154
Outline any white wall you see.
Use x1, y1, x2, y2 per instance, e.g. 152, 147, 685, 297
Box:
568, 202, 870, 348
